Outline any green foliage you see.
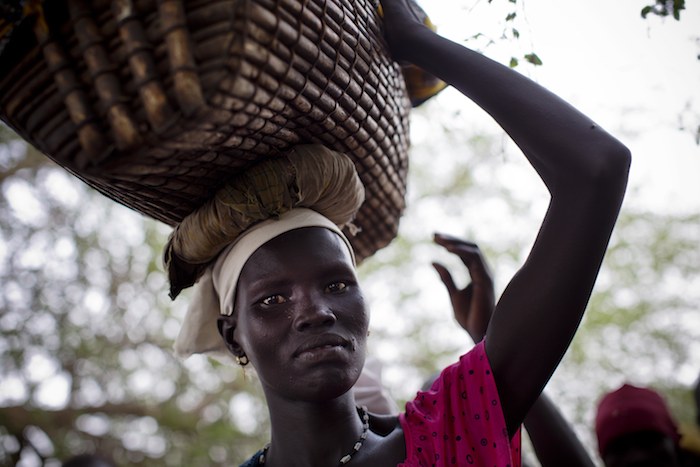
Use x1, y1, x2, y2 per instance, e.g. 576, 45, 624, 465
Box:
641, 0, 686, 20
0, 130, 269, 465
567, 208, 700, 374
523, 53, 543, 66
476, 0, 536, 70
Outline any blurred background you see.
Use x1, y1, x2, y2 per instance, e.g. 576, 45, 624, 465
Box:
1, 0, 698, 465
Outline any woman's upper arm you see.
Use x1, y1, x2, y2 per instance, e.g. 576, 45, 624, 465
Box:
485, 138, 631, 436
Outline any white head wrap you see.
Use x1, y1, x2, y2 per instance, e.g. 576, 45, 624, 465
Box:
164, 145, 366, 363
173, 208, 356, 361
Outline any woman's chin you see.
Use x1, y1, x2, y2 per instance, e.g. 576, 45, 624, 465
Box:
291, 371, 360, 402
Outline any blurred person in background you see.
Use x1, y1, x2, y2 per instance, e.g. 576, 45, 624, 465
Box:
595, 383, 682, 467
679, 373, 700, 466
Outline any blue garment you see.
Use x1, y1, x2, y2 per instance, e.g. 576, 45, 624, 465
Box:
239, 449, 264, 467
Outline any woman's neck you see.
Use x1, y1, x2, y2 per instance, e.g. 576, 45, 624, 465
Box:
263, 395, 366, 467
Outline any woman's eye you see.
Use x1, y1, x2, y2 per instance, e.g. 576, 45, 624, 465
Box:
260, 295, 286, 306
326, 282, 347, 293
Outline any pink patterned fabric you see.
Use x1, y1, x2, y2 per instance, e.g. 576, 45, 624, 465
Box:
399, 341, 521, 466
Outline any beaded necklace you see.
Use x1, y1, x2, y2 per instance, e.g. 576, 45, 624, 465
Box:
258, 406, 370, 466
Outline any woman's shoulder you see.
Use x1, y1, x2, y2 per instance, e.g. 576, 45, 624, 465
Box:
363, 413, 406, 466
368, 412, 401, 436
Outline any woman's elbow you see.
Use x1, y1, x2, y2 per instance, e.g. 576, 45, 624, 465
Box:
603, 140, 631, 177
583, 137, 631, 189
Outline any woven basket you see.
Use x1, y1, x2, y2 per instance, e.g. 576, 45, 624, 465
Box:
0, 0, 411, 263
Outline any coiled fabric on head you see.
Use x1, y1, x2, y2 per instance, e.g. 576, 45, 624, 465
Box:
163, 144, 365, 362
163, 144, 365, 298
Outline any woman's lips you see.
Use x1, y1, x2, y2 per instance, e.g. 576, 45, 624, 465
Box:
295, 344, 348, 363
293, 334, 350, 361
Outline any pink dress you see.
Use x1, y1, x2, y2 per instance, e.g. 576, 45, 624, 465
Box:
399, 341, 522, 466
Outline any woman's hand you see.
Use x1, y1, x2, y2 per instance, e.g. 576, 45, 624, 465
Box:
379, 0, 432, 62
432, 234, 495, 343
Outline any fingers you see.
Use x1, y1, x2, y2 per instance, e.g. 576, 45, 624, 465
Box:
434, 261, 474, 336
433, 233, 493, 286
432, 261, 457, 296
433, 232, 477, 249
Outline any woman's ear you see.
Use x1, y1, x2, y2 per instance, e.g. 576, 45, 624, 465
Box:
217, 314, 244, 357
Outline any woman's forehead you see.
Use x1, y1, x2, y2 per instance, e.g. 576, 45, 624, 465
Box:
242, 227, 354, 276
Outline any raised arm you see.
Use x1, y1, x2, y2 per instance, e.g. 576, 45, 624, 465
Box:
381, 0, 631, 435
433, 235, 596, 467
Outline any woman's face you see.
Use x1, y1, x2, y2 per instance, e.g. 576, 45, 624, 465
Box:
230, 227, 369, 401
603, 431, 679, 467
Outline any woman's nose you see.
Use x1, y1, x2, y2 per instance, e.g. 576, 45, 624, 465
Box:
293, 298, 337, 332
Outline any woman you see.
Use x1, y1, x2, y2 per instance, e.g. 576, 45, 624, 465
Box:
165, 0, 631, 464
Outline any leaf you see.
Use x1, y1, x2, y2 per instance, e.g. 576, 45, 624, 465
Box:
512, 28, 520, 39
524, 53, 543, 66
506, 12, 517, 21
509, 57, 519, 68
641, 0, 684, 20
673, 0, 685, 20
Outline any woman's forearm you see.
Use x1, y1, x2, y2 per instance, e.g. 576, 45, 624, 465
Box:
398, 27, 630, 191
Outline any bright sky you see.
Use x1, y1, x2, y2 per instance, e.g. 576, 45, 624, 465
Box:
426, 0, 700, 214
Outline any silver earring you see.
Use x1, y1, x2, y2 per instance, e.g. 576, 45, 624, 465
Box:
235, 354, 249, 366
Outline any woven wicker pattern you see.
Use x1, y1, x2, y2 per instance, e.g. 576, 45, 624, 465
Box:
0, 0, 411, 262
